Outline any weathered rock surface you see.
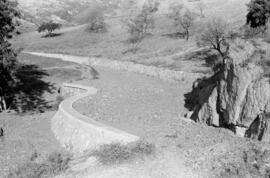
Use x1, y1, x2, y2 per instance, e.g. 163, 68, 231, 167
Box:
185, 40, 270, 141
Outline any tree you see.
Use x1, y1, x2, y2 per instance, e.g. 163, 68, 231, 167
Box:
179, 10, 196, 40
0, 0, 20, 111
169, 6, 196, 41
124, 0, 159, 53
246, 0, 270, 29
0, 0, 54, 112
139, 0, 160, 35
196, 1, 206, 18
37, 21, 62, 37
197, 18, 230, 61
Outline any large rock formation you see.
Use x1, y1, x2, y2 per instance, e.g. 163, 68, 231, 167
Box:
185, 40, 270, 141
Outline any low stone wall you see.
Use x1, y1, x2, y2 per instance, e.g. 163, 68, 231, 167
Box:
52, 83, 139, 155
25, 52, 198, 82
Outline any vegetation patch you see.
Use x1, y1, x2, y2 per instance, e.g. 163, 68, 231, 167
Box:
217, 146, 270, 178
8, 151, 71, 178
90, 140, 155, 165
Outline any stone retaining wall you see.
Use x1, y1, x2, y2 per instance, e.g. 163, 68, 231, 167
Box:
52, 83, 139, 155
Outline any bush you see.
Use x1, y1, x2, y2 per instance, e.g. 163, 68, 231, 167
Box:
87, 17, 107, 33
246, 0, 270, 29
75, 4, 107, 33
8, 151, 71, 178
91, 140, 155, 165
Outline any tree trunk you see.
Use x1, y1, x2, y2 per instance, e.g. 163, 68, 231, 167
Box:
186, 29, 189, 41
0, 96, 7, 112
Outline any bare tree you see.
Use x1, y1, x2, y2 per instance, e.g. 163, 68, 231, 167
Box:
197, 18, 230, 61
196, 1, 206, 18
168, 3, 196, 40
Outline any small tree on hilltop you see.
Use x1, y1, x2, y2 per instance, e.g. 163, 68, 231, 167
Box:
37, 21, 62, 37
197, 18, 230, 64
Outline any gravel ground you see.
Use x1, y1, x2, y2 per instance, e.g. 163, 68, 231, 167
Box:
74, 66, 191, 144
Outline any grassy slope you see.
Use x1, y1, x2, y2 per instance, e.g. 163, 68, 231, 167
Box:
13, 0, 249, 73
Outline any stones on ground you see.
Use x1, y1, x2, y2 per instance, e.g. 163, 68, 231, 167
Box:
185, 40, 270, 141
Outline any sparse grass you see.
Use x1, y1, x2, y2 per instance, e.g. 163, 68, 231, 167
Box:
91, 140, 155, 165
8, 151, 72, 178
218, 146, 270, 178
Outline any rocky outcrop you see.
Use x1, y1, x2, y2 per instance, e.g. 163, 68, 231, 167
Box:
185, 40, 270, 141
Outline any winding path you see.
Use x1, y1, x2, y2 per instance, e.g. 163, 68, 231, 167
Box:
25, 52, 239, 178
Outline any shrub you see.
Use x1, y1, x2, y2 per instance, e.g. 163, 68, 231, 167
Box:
8, 151, 71, 178
85, 5, 107, 33
91, 140, 155, 165
92, 143, 132, 164
243, 25, 267, 38
131, 140, 155, 155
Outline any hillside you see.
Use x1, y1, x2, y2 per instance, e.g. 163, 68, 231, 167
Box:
14, 0, 250, 74
17, 0, 248, 25
5, 0, 270, 177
